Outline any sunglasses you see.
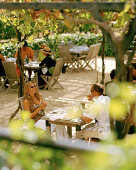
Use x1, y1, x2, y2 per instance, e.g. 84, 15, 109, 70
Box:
30, 85, 36, 89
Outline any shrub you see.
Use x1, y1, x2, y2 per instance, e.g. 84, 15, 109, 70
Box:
1, 43, 16, 58
1, 33, 115, 58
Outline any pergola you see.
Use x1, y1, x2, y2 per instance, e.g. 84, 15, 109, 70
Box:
1, 0, 136, 98
0, 2, 125, 10
0, 1, 135, 80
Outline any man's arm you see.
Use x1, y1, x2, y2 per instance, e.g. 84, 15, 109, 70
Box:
86, 94, 94, 101
81, 115, 93, 124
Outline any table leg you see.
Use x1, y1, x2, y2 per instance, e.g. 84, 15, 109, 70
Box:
46, 120, 51, 135
34, 70, 38, 87
27, 69, 32, 81
76, 125, 81, 138
67, 126, 72, 138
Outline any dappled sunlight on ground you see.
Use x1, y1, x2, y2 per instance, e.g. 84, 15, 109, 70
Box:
0, 57, 115, 128
97, 57, 116, 73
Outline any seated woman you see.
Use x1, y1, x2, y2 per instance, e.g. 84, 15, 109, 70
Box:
23, 81, 47, 123
23, 81, 69, 138
37, 43, 56, 88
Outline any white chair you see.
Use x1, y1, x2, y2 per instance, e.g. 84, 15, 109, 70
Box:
40, 58, 64, 90
82, 43, 101, 70
58, 45, 79, 72
2, 61, 19, 92
0, 75, 6, 91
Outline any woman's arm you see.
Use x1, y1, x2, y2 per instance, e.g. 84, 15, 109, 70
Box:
24, 99, 47, 119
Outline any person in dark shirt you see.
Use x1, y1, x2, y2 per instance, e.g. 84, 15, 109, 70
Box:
0, 50, 9, 88
37, 44, 56, 88
0, 50, 6, 77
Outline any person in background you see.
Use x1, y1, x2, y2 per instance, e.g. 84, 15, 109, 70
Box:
38, 43, 51, 62
15, 41, 34, 79
0, 50, 9, 88
105, 69, 116, 97
80, 83, 111, 141
37, 43, 56, 88
126, 63, 136, 134
23, 81, 47, 123
15, 41, 34, 61
0, 50, 5, 61
131, 63, 136, 84
38, 43, 67, 89
0, 49, 6, 76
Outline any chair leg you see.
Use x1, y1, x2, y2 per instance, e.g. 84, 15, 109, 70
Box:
56, 81, 64, 89
5, 83, 11, 93
0, 77, 7, 91
40, 75, 55, 91
95, 57, 97, 70
44, 80, 55, 91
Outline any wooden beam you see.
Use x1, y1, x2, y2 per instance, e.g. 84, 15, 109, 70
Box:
0, 2, 125, 11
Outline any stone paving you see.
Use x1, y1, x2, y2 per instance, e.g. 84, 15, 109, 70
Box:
0, 57, 115, 128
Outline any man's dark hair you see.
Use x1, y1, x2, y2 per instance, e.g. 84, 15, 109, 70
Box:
23, 41, 28, 47
92, 83, 103, 95
110, 69, 116, 79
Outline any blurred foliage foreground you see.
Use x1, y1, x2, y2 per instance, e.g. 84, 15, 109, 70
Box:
0, 82, 136, 170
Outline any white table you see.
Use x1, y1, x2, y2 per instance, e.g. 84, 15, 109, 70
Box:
24, 61, 40, 86
43, 107, 86, 138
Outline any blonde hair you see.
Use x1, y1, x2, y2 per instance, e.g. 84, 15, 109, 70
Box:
24, 81, 42, 102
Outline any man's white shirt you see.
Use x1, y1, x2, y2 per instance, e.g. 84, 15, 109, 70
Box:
83, 95, 111, 139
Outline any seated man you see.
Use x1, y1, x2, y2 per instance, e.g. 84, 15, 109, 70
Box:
105, 69, 117, 98
79, 83, 111, 141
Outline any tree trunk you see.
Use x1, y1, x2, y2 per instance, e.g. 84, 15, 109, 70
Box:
16, 30, 24, 97
101, 34, 105, 84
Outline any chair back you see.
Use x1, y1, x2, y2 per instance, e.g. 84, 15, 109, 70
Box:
58, 45, 72, 62
92, 43, 101, 58
52, 58, 64, 77
86, 44, 97, 60
2, 61, 19, 82
33, 50, 40, 61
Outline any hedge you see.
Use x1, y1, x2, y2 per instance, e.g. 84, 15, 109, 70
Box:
0, 33, 115, 58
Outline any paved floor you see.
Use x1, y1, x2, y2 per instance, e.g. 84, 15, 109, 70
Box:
0, 57, 115, 128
